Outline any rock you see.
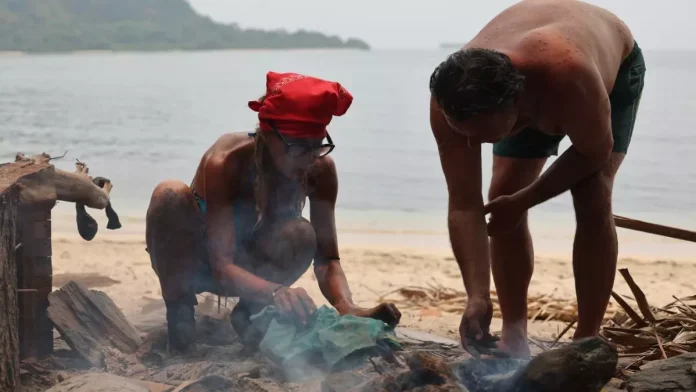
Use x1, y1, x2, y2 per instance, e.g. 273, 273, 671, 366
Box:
45, 373, 172, 392
498, 337, 618, 392
624, 352, 696, 391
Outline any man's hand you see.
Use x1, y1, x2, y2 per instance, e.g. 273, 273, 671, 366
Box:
344, 303, 402, 327
483, 194, 527, 236
460, 296, 493, 347
272, 287, 317, 326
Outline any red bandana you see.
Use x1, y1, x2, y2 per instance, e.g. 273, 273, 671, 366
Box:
248, 71, 353, 138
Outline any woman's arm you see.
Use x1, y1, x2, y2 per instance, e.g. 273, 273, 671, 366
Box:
309, 156, 401, 325
202, 153, 283, 304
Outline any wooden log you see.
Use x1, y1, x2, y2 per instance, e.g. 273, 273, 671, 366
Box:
47, 281, 143, 368
614, 215, 696, 243
0, 160, 53, 392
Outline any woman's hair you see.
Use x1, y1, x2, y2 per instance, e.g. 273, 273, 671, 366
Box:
252, 95, 308, 229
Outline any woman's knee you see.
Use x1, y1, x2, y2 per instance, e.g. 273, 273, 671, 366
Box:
149, 180, 192, 210
277, 218, 317, 252
146, 180, 200, 267
147, 180, 196, 225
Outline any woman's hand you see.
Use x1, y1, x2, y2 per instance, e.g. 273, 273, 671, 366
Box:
272, 286, 317, 326
343, 303, 402, 326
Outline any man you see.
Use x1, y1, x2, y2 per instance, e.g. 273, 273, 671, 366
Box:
428, 0, 646, 358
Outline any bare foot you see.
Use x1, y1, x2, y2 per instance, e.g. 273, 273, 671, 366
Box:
498, 327, 531, 359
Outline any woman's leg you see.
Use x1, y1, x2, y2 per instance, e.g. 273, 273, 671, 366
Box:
145, 180, 203, 352
229, 217, 318, 338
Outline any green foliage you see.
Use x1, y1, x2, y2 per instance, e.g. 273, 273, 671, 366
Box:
0, 0, 370, 52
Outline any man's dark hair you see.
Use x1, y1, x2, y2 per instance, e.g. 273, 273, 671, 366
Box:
429, 48, 525, 121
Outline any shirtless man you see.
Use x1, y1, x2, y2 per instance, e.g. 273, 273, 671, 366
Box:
146, 72, 401, 352
428, 0, 646, 357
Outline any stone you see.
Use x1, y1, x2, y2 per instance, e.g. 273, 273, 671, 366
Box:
624, 352, 696, 391
498, 337, 618, 392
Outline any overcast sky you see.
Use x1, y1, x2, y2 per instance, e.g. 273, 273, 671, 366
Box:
188, 0, 695, 50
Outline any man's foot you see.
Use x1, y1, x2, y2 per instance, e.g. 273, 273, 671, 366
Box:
165, 298, 196, 353
498, 326, 531, 359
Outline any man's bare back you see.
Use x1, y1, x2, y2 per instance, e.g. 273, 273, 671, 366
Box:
462, 0, 635, 139
470, 0, 633, 89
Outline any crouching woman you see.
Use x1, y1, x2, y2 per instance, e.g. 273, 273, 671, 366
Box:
145, 72, 401, 352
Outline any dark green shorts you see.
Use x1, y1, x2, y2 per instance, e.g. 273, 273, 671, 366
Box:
493, 41, 646, 158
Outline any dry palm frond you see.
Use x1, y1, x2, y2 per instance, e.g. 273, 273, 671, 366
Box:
378, 282, 619, 324
600, 269, 696, 370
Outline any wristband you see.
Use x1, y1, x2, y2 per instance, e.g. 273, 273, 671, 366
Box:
271, 285, 286, 301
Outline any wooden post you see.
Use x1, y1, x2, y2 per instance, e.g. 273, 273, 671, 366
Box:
17, 200, 55, 359
0, 188, 19, 392
0, 160, 53, 392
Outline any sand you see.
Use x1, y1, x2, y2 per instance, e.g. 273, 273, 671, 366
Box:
47, 210, 696, 348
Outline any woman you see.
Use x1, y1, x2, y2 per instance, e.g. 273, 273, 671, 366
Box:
145, 71, 401, 352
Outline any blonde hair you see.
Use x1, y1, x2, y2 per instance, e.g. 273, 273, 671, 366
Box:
252, 95, 308, 229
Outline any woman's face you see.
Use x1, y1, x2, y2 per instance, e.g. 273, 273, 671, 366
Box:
263, 132, 329, 181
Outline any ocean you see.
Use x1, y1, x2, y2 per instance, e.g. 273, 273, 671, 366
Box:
2, 49, 696, 258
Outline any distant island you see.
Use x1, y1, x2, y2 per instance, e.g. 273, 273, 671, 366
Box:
0, 0, 370, 52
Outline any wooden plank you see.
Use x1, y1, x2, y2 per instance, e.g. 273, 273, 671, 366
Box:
48, 281, 143, 367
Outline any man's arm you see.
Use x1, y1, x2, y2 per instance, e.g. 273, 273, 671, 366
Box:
516, 64, 613, 209
203, 155, 282, 304
307, 156, 356, 314
430, 97, 491, 300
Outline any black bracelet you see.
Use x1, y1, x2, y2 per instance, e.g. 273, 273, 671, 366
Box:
271, 285, 285, 300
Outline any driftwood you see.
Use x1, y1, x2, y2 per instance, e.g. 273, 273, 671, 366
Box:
14, 153, 121, 240
47, 281, 142, 368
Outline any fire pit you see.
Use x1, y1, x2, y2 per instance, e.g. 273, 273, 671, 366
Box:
337, 336, 618, 392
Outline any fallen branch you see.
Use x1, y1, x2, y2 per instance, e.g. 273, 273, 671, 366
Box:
618, 268, 657, 323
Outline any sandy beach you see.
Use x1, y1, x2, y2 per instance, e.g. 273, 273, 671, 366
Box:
49, 210, 696, 346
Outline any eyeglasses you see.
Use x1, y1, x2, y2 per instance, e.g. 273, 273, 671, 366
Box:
269, 122, 335, 158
